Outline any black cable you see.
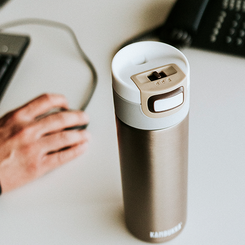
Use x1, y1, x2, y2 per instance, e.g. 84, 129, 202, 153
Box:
0, 19, 98, 192
0, 18, 98, 111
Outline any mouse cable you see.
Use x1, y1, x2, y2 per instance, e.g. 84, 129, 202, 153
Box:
0, 18, 98, 111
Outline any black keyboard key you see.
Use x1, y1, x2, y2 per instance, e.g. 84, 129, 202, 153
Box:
0, 33, 30, 101
0, 56, 13, 79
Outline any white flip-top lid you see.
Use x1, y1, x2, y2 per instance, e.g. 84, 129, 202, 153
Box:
112, 41, 190, 104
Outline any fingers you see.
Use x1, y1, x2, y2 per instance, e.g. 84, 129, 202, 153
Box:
0, 93, 91, 193
13, 94, 69, 122
35, 110, 89, 137
40, 129, 90, 154
40, 137, 90, 175
40, 130, 90, 175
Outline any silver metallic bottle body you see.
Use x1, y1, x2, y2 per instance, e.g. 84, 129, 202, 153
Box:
116, 115, 188, 243
112, 42, 190, 243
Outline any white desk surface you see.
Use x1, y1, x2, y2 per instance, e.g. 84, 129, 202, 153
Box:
0, 0, 245, 244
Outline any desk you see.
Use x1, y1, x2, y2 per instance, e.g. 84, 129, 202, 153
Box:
0, 0, 245, 244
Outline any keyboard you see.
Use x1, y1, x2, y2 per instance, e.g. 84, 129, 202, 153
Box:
0, 33, 30, 101
0, 0, 9, 8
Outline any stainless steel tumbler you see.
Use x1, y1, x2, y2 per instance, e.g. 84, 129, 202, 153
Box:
112, 41, 190, 243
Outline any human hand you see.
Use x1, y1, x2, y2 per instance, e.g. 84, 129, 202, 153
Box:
0, 93, 90, 193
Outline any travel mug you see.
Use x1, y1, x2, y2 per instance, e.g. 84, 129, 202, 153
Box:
112, 41, 190, 243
